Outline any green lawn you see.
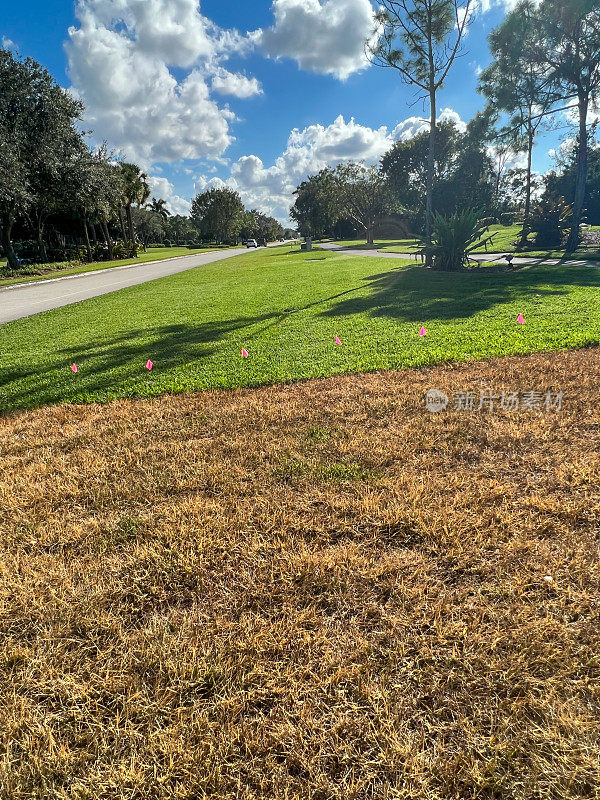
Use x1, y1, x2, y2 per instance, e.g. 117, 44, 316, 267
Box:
330, 225, 600, 261
324, 237, 421, 253
0, 245, 232, 287
2, 244, 600, 412
472, 224, 524, 253
472, 224, 600, 259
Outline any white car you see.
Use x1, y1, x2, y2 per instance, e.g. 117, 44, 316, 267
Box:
246, 239, 258, 248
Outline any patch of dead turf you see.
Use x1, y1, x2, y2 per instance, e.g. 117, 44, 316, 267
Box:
0, 348, 599, 798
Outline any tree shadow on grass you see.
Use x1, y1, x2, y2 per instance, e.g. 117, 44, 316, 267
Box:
0, 312, 278, 412
319, 263, 600, 323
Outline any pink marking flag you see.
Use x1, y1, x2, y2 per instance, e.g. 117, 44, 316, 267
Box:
334, 335, 342, 346
517, 313, 525, 324
146, 360, 153, 370
419, 326, 427, 337
71, 363, 78, 373
241, 348, 249, 358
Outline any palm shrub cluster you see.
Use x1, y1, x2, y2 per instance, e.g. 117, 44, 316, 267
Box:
528, 196, 574, 248
425, 210, 497, 271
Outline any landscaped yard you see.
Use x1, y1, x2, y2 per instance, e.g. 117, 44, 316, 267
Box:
327, 237, 422, 252
0, 245, 234, 287
328, 224, 600, 261
2, 244, 600, 412
1, 345, 599, 798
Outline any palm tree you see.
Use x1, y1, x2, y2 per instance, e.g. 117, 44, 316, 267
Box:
147, 197, 171, 220
120, 162, 150, 245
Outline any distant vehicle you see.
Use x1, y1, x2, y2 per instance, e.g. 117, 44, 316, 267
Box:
246, 239, 258, 248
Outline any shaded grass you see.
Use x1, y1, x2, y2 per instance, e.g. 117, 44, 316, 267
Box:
0, 246, 233, 287
2, 245, 600, 412
1, 347, 599, 798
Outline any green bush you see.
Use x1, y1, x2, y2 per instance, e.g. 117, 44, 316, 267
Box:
425, 210, 498, 271
47, 246, 86, 264
529, 196, 573, 248
14, 240, 44, 264
499, 212, 517, 226
163, 240, 172, 247
90, 243, 109, 261
478, 216, 496, 228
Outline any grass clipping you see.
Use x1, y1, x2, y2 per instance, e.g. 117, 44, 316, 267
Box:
1, 348, 599, 799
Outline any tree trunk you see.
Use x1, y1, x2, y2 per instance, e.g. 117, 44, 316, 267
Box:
366, 221, 374, 246
118, 206, 128, 241
566, 92, 589, 253
519, 127, 535, 248
1, 218, 20, 273
82, 217, 92, 262
36, 218, 48, 263
89, 222, 97, 245
425, 87, 437, 266
101, 220, 114, 260
126, 204, 136, 246
495, 154, 502, 202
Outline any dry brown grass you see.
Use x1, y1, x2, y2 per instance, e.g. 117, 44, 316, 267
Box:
1, 348, 600, 799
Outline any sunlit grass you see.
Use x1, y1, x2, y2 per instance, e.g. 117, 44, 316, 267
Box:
2, 244, 600, 412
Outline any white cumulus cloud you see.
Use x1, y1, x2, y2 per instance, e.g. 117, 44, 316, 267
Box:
66, 0, 258, 167
229, 115, 392, 220
257, 0, 376, 80
391, 108, 467, 141
221, 109, 468, 223
147, 176, 192, 215
211, 69, 263, 98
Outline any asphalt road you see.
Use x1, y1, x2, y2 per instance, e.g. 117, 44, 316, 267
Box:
0, 247, 254, 326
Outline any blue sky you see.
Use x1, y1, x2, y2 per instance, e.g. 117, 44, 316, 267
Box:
1, 0, 567, 222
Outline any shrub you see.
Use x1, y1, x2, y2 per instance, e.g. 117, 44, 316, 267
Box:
478, 216, 496, 228
111, 241, 126, 259
163, 240, 172, 247
47, 246, 86, 264
90, 243, 110, 261
14, 240, 44, 264
529, 197, 573, 248
499, 212, 517, 226
425, 210, 498, 271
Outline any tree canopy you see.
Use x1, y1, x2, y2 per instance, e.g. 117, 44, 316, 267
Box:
190, 188, 245, 243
